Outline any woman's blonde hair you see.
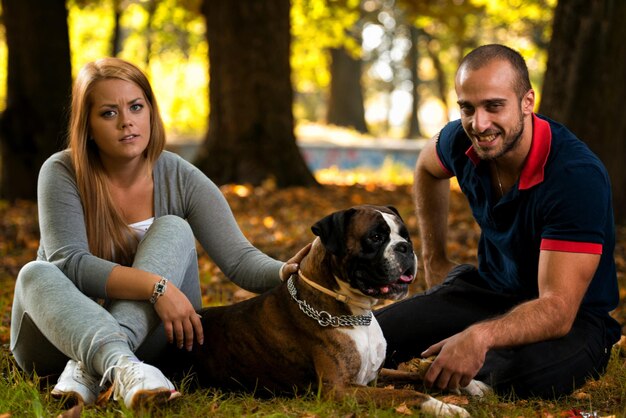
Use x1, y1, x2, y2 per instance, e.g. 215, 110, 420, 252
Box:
68, 57, 166, 265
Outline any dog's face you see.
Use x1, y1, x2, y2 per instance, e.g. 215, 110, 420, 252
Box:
311, 205, 417, 300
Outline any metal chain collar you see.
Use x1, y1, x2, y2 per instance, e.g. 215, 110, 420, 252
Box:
287, 277, 372, 327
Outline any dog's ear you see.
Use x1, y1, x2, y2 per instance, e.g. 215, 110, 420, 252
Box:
385, 205, 406, 222
386, 205, 400, 217
311, 208, 356, 256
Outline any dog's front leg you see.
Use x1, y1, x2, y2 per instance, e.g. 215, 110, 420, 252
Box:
377, 367, 426, 385
311, 350, 451, 413
377, 356, 433, 386
379, 357, 492, 398
326, 384, 470, 418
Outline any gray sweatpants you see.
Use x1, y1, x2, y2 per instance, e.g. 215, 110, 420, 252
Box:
10, 215, 202, 379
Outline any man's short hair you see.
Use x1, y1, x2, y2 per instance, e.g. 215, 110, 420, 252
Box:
459, 44, 532, 100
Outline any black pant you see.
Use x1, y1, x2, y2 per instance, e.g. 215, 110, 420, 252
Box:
375, 264, 619, 399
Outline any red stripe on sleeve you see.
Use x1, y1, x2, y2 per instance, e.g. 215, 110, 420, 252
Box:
540, 238, 603, 254
435, 152, 454, 177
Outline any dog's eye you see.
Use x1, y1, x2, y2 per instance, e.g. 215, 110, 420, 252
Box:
370, 232, 384, 243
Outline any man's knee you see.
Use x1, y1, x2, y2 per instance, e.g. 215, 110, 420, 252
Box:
480, 343, 610, 399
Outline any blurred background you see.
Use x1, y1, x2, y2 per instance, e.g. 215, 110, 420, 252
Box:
0, 0, 624, 223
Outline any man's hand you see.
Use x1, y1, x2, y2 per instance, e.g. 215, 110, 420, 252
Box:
421, 326, 490, 391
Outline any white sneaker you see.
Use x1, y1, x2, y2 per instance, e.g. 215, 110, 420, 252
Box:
102, 356, 180, 409
51, 359, 103, 405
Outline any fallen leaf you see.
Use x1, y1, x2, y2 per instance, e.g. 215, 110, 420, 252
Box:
56, 404, 82, 418
439, 395, 469, 406
572, 391, 591, 400
394, 402, 413, 415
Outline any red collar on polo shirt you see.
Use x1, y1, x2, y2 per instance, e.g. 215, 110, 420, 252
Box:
464, 113, 552, 190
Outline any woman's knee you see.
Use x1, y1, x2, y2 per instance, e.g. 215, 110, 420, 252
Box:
146, 215, 195, 249
15, 260, 60, 292
134, 216, 198, 287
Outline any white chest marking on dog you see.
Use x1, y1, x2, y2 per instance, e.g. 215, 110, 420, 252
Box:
339, 316, 386, 385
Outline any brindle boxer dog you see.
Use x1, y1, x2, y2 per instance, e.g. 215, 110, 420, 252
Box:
191, 205, 470, 417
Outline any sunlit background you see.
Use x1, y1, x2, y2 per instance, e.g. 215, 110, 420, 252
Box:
0, 0, 556, 141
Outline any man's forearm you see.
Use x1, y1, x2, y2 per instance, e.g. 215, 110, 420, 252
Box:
414, 164, 452, 286
414, 175, 450, 260
470, 295, 576, 351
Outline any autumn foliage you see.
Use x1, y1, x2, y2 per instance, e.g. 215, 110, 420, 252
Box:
2, 183, 623, 344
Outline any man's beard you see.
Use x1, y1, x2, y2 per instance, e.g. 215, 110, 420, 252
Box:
472, 113, 525, 161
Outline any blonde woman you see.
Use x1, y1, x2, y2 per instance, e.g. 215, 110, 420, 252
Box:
10, 57, 305, 409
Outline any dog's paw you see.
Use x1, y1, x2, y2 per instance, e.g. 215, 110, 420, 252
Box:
421, 396, 470, 417
461, 379, 492, 398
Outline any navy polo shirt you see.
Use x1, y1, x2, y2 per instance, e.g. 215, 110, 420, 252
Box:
435, 113, 618, 325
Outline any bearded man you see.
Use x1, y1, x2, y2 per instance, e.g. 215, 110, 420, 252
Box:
376, 44, 621, 399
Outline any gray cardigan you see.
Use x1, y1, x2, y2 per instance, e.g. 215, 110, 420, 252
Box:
36, 150, 282, 299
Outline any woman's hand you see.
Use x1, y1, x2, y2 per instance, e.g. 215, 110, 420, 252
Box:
280, 243, 312, 281
153, 282, 204, 351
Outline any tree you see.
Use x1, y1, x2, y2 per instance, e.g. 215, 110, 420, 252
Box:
405, 26, 423, 139
0, 0, 72, 200
539, 0, 626, 223
326, 47, 368, 133
195, 0, 317, 187
290, 0, 362, 125
110, 0, 124, 56
324, 2, 368, 134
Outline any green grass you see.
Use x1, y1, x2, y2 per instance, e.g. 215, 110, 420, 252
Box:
1, 188, 625, 417
1, 345, 625, 417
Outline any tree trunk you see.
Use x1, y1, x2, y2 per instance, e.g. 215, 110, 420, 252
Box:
405, 26, 423, 139
539, 0, 626, 224
111, 0, 124, 56
144, 0, 157, 67
424, 33, 450, 123
326, 47, 369, 134
195, 0, 318, 188
0, 0, 72, 200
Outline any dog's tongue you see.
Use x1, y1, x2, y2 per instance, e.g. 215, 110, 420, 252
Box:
399, 274, 413, 283
380, 286, 390, 294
